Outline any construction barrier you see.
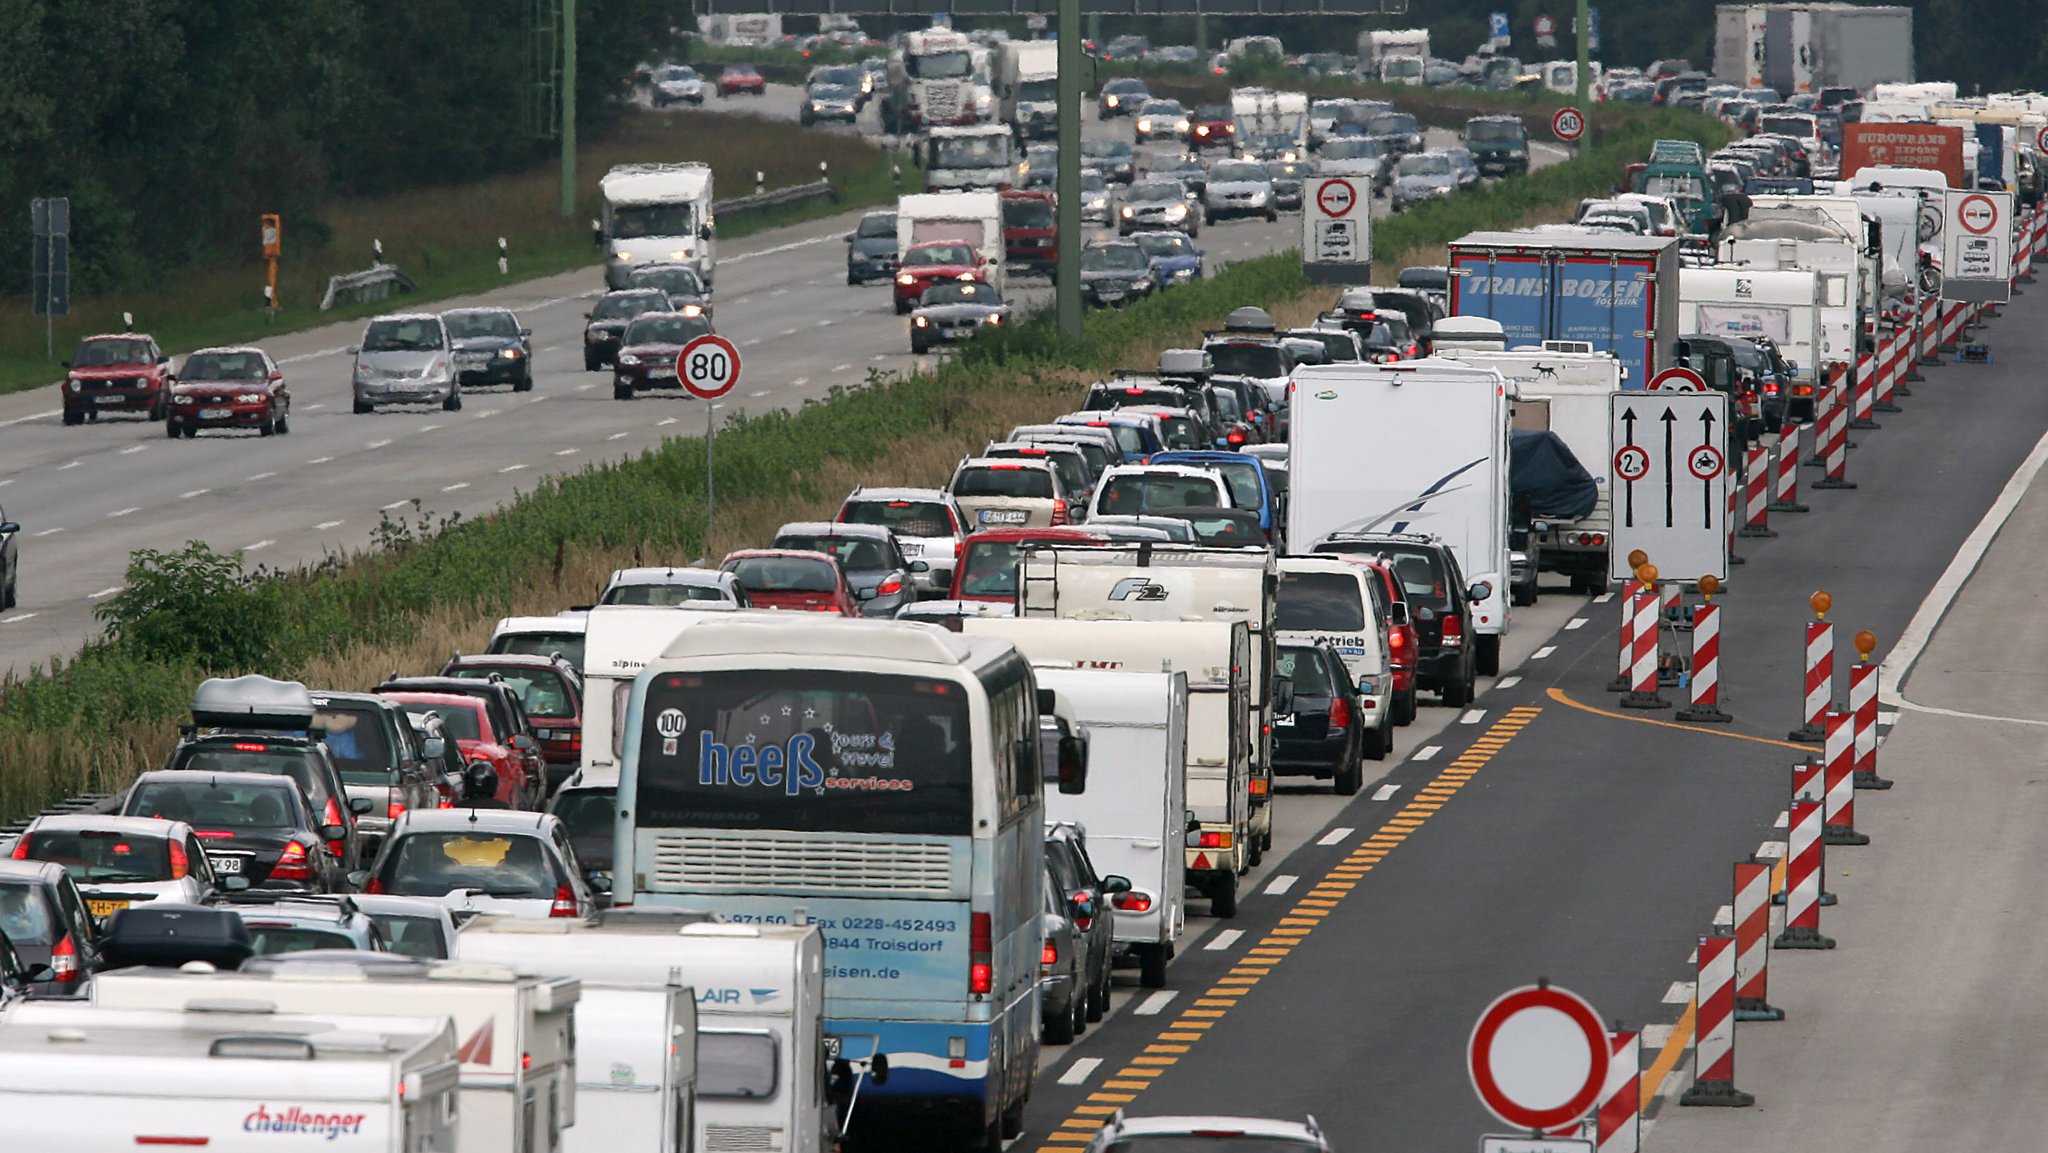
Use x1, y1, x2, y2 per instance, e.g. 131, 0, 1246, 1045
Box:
1680, 934, 1754, 1107
1813, 386, 1855, 490
1848, 356, 1879, 431
1874, 337, 1904, 411
1918, 295, 1944, 366
1608, 578, 1643, 693
1677, 603, 1731, 724
1594, 1030, 1642, 1153
1621, 590, 1669, 710
1732, 860, 1782, 1021
1768, 425, 1807, 514
1775, 796, 1836, 950
1738, 447, 1774, 538
1849, 660, 1893, 790
1805, 376, 1838, 467
1821, 710, 1869, 847
1791, 618, 1834, 743
1790, 761, 1838, 907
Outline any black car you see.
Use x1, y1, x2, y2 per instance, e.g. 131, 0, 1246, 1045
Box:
629, 263, 714, 320
1080, 139, 1137, 184
373, 675, 546, 802
1273, 643, 1366, 795
0, 859, 100, 997
1145, 505, 1268, 548
582, 288, 671, 371
1463, 115, 1529, 176
440, 307, 533, 392
1365, 111, 1424, 157
122, 771, 345, 894
910, 282, 1010, 355
0, 503, 16, 610
547, 772, 616, 882
1314, 532, 1483, 703
167, 733, 368, 874
1079, 241, 1156, 307
1098, 77, 1151, 119
1044, 824, 1127, 1026
845, 211, 899, 285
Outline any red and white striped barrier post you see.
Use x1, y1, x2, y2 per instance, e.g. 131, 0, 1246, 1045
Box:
1608, 572, 1645, 693
1679, 586, 1731, 724
1622, 580, 1670, 710
1775, 795, 1837, 950
1942, 300, 1966, 352
1918, 294, 1944, 367
1812, 388, 1855, 491
1790, 593, 1835, 742
1805, 378, 1838, 467
2022, 209, 2041, 284
1821, 709, 1869, 846
1726, 482, 1745, 567
1738, 447, 1774, 538
1593, 1028, 1642, 1153
1769, 424, 1807, 513
1789, 760, 1838, 906
1848, 632, 1893, 790
1733, 859, 1782, 1021
1875, 336, 1905, 410
1848, 353, 1880, 430
1680, 934, 1754, 1107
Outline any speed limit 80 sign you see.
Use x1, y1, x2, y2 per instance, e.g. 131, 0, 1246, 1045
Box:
677, 333, 742, 400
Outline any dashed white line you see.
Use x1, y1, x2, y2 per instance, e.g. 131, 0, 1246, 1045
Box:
780, 328, 799, 337
816, 319, 834, 328
365, 441, 390, 450
771, 288, 790, 297
1531, 646, 1557, 660
832, 363, 852, 372
1264, 874, 1297, 896
87, 587, 122, 600
554, 448, 579, 456
1372, 784, 1401, 801
499, 464, 528, 473
1412, 746, 1440, 762
181, 489, 210, 499
1058, 1058, 1102, 1086
441, 482, 470, 493
246, 471, 277, 482
304, 403, 326, 411
32, 528, 63, 538
749, 390, 771, 398
314, 520, 344, 530
1316, 826, 1354, 847
0, 480, 10, 488
741, 338, 763, 348
790, 378, 810, 387
1460, 709, 1487, 725
381, 500, 410, 510
1663, 981, 1695, 1004
0, 410, 61, 429
576, 382, 596, 391
308, 456, 333, 465
1593, 591, 1614, 603
1564, 618, 1589, 630
473, 409, 498, 419
0, 613, 37, 624
118, 445, 147, 455
107, 507, 138, 518
732, 297, 754, 307
1205, 928, 1245, 951
1133, 991, 1177, 1016
872, 353, 888, 361
56, 461, 80, 471
420, 424, 441, 432
1495, 676, 1522, 690
1774, 810, 1789, 828
1756, 840, 1788, 859
657, 418, 678, 427
607, 432, 629, 441
241, 540, 274, 552
1713, 904, 1733, 928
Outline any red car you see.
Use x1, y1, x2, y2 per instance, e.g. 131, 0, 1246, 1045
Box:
893, 240, 986, 314
62, 331, 172, 425
166, 346, 291, 438
1191, 104, 1236, 150
950, 526, 1115, 604
1336, 555, 1420, 727
718, 549, 861, 615
380, 692, 537, 809
611, 311, 715, 401
1001, 190, 1058, 277
439, 652, 584, 791
718, 65, 766, 97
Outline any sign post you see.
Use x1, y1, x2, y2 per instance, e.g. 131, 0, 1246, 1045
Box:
1303, 177, 1370, 285
678, 333, 742, 546
1468, 981, 1610, 1137
1942, 189, 2014, 304
1609, 388, 1730, 585
31, 196, 70, 362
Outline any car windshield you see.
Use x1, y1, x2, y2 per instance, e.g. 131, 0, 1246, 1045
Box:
1209, 162, 1267, 183
855, 214, 897, 240
726, 556, 839, 593
594, 293, 666, 321
656, 66, 697, 82
370, 913, 449, 959
813, 67, 859, 86
1081, 174, 1108, 194
448, 668, 572, 718
72, 338, 153, 367
1760, 116, 1814, 137
631, 267, 704, 296
601, 581, 730, 606
1369, 113, 1420, 135
951, 466, 1053, 499
489, 631, 586, 666
1277, 570, 1367, 630
1005, 199, 1054, 229
922, 282, 1003, 308
1467, 120, 1525, 143
442, 311, 519, 339
1148, 415, 1201, 449
170, 746, 333, 810
0, 883, 56, 945
842, 499, 955, 537
1083, 246, 1148, 272
1106, 79, 1148, 95
609, 204, 695, 239
933, 135, 1010, 167
1137, 234, 1193, 258
130, 781, 299, 830
180, 352, 266, 380
1017, 79, 1058, 101
992, 449, 1087, 494
376, 832, 559, 899
622, 315, 711, 346
362, 319, 443, 353
1139, 101, 1183, 117
1199, 459, 1263, 511
1095, 473, 1219, 514
1290, 332, 1355, 361
1206, 342, 1286, 377
312, 706, 398, 787
1398, 154, 1452, 177
1128, 183, 1181, 204
23, 830, 172, 884
907, 50, 971, 78
773, 535, 892, 573
1276, 646, 1335, 696
904, 243, 976, 267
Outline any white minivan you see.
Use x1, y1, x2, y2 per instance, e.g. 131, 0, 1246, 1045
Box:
1275, 557, 1392, 760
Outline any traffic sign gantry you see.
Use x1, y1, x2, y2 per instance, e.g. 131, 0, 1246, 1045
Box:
1468, 983, 1610, 1132
677, 333, 742, 400
1551, 107, 1586, 142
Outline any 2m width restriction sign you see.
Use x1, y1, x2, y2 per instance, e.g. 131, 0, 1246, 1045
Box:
677, 334, 742, 400
1551, 106, 1586, 142
1609, 391, 1730, 583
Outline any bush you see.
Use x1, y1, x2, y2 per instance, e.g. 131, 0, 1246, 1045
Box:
94, 543, 283, 671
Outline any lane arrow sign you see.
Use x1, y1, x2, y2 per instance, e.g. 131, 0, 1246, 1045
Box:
1699, 408, 1717, 528
1622, 406, 1638, 528
1661, 407, 1678, 529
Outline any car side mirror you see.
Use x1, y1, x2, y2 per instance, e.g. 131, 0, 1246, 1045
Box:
1390, 601, 1410, 627
348, 796, 375, 815
421, 736, 446, 759
699, 224, 715, 240
520, 328, 534, 338
1467, 581, 1494, 602
223, 876, 253, 892
844, 232, 856, 242
320, 824, 348, 842
1056, 734, 1089, 795
591, 220, 604, 246
59, 360, 70, 369
910, 560, 931, 573
1101, 874, 1133, 895
346, 869, 371, 889
0, 523, 17, 535
1272, 676, 1295, 716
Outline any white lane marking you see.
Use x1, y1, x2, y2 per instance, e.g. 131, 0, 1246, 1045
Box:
1317, 826, 1354, 847
733, 297, 754, 307
366, 439, 391, 450
1264, 874, 1297, 896
119, 445, 147, 455
1664, 981, 1695, 1004
1371, 784, 1401, 801
1756, 840, 1788, 859
741, 338, 763, 348
1, 613, 37, 624
791, 378, 810, 387
1133, 991, 1177, 1016
308, 456, 333, 465
1640, 1024, 1675, 1051
555, 448, 579, 456
181, 489, 210, 499
1713, 904, 1733, 927
499, 464, 528, 473
314, 520, 344, 530
441, 482, 470, 493
1593, 591, 1614, 603
246, 471, 277, 482
607, 432, 629, 441
724, 232, 840, 266
1205, 929, 1245, 951
748, 390, 771, 398
277, 346, 353, 366
87, 587, 122, 600
242, 539, 274, 552
816, 319, 834, 328
1774, 810, 1789, 828
540, 344, 566, 353
305, 403, 326, 411
56, 461, 79, 471
381, 500, 410, 510
1460, 709, 1486, 725
107, 507, 138, 518
473, 409, 498, 419
1058, 1058, 1102, 1086
1495, 675, 1522, 690
872, 353, 889, 361
772, 288, 790, 297
1565, 618, 1588, 630
657, 418, 677, 427
1412, 746, 1440, 762
419, 423, 441, 432
832, 363, 852, 372
0, 410, 60, 429
0, 479, 9, 488
576, 382, 596, 391
32, 528, 63, 537
1531, 646, 1556, 660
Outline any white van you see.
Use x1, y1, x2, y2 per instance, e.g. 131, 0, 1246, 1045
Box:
1275, 557, 1392, 758
600, 163, 717, 289
458, 917, 839, 1153
92, 956, 579, 1153
0, 1002, 461, 1152
1035, 668, 1188, 989
580, 603, 750, 777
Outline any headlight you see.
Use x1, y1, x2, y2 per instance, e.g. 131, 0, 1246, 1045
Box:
1105, 95, 1120, 107
353, 365, 371, 380
613, 249, 633, 262
913, 316, 930, 327
1087, 196, 1107, 210
681, 303, 704, 317
68, 379, 81, 392
956, 272, 976, 281
1175, 119, 1190, 131
1166, 204, 1186, 218
1251, 190, 1269, 203
1120, 207, 1134, 218
898, 273, 917, 285
500, 347, 523, 359
985, 313, 1002, 325
618, 353, 641, 366
175, 394, 196, 405
667, 249, 689, 260
1137, 119, 1152, 132
238, 393, 263, 404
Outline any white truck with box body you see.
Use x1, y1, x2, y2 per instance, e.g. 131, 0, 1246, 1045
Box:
1359, 28, 1430, 83
580, 604, 754, 779
0, 1003, 461, 1152
92, 956, 580, 1153
965, 618, 1254, 918
1714, 4, 1914, 94
1230, 88, 1309, 151
1035, 667, 1188, 989
1725, 194, 1873, 357
697, 13, 782, 46
1287, 360, 1514, 674
599, 164, 716, 290
995, 39, 1059, 139
458, 917, 838, 1153
897, 191, 1006, 290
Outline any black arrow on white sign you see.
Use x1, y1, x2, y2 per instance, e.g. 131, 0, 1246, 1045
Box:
1661, 407, 1677, 529
1621, 406, 1638, 528
1699, 408, 1717, 529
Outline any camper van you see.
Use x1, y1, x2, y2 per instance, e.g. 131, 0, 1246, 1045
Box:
578, 603, 751, 778
599, 164, 717, 289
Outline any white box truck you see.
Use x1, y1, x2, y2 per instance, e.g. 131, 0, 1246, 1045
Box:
458, 917, 839, 1153
1359, 28, 1430, 84
1678, 266, 1832, 420
1287, 361, 1514, 674
897, 191, 1006, 291
922, 124, 1018, 191
995, 40, 1058, 138
1034, 667, 1188, 989
91, 956, 579, 1153
0, 1002, 462, 1152
964, 618, 1255, 918
599, 163, 717, 289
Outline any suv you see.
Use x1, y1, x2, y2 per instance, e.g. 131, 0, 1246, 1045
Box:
0, 859, 101, 997
547, 767, 618, 885
1464, 114, 1530, 177
1044, 824, 1127, 1027
62, 331, 172, 426
837, 487, 967, 596
1673, 334, 1767, 447
170, 677, 369, 868
438, 654, 586, 791
1314, 533, 1481, 706
949, 456, 1078, 530
309, 690, 442, 851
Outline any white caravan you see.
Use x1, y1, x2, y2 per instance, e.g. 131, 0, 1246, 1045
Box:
580, 603, 752, 777
1678, 265, 1831, 398
1288, 360, 1513, 673
559, 986, 697, 1153
897, 191, 1006, 290
1035, 667, 1189, 989
600, 163, 717, 289
92, 956, 579, 1153
458, 917, 838, 1153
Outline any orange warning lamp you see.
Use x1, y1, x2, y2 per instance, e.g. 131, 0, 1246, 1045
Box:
1635, 563, 1658, 586
1627, 549, 1649, 570
1698, 575, 1720, 601
1854, 630, 1876, 662
1810, 590, 1832, 620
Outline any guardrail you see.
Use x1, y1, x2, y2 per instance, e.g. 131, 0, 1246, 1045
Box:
0, 790, 122, 852
319, 262, 420, 311
714, 179, 837, 221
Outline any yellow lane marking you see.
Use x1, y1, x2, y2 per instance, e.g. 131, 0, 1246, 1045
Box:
1116, 1067, 1164, 1078
1145, 1044, 1191, 1054
1088, 1093, 1136, 1103
1546, 687, 1814, 751
1641, 998, 1698, 1110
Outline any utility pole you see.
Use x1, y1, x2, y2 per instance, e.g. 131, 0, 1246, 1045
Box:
1575, 0, 1591, 110
1055, 0, 1083, 342
561, 0, 578, 217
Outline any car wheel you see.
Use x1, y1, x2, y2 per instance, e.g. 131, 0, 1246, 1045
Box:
1204, 212, 1217, 226
584, 352, 603, 371
1441, 672, 1470, 708
182, 426, 197, 439
1, 571, 13, 610
894, 298, 910, 315
613, 384, 634, 401
1512, 583, 1537, 607
353, 399, 374, 415
62, 409, 82, 426
911, 338, 929, 356
1087, 961, 1109, 1022
514, 370, 534, 393
1392, 686, 1417, 727
1365, 719, 1390, 761
846, 271, 861, 286
1247, 832, 1263, 867
1334, 754, 1363, 795
259, 417, 275, 437
443, 390, 463, 412
1476, 634, 1501, 677
1266, 208, 1278, 222
1139, 943, 1170, 988
164, 420, 180, 439
276, 413, 290, 435
1208, 872, 1238, 918
1043, 991, 1077, 1043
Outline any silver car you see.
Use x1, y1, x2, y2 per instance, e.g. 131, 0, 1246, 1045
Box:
1118, 181, 1199, 236
835, 487, 967, 594
1202, 160, 1278, 225
351, 313, 460, 414
1389, 152, 1460, 212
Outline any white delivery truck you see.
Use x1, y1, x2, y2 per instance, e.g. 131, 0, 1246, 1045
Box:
897, 191, 1006, 291
1016, 544, 1277, 865
1358, 28, 1430, 84
92, 956, 579, 1153
1288, 360, 1514, 675
458, 917, 838, 1153
1230, 87, 1309, 152
922, 124, 1018, 191
580, 603, 754, 778
1035, 667, 1189, 989
1439, 345, 1621, 592
1679, 266, 1829, 419
965, 618, 1254, 918
0, 1003, 461, 1152
599, 163, 717, 290
994, 39, 1059, 138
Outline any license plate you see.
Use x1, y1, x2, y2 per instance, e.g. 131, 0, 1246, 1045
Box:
647, 368, 675, 379
899, 542, 923, 556
1098, 291, 1126, 302
87, 898, 129, 919
979, 508, 1028, 525
209, 854, 244, 874
458, 354, 490, 367
198, 408, 232, 420
1274, 714, 1296, 727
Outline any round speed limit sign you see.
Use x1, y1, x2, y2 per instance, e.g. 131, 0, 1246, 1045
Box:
1552, 107, 1586, 142
677, 334, 742, 400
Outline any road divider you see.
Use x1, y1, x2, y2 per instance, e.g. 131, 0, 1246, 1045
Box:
1678, 934, 1752, 1107
1731, 860, 1781, 1023
1819, 710, 1868, 847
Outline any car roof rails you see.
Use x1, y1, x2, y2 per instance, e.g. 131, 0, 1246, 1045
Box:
219, 892, 363, 918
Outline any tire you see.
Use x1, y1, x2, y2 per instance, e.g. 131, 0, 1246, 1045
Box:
276, 413, 289, 435
1043, 992, 1076, 1043
353, 399, 374, 415
911, 338, 929, 356
1334, 756, 1363, 796
514, 370, 533, 393
1569, 573, 1602, 596
443, 391, 462, 412
1266, 208, 1278, 222
1476, 634, 1501, 677
1087, 959, 1109, 1022
258, 417, 275, 437
584, 352, 603, 372
151, 393, 168, 421
164, 420, 180, 439
1247, 832, 1263, 867
1072, 987, 1088, 1036
613, 384, 634, 401
847, 272, 861, 286
1208, 872, 1238, 919
182, 426, 196, 439
1, 573, 13, 610
1512, 583, 1537, 607
1001, 1095, 1026, 1141
1392, 686, 1417, 727
1204, 213, 1217, 227
62, 409, 82, 427
1440, 672, 1470, 708
894, 298, 910, 315
1139, 943, 1169, 989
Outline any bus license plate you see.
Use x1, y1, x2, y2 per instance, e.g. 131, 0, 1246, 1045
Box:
209, 855, 244, 874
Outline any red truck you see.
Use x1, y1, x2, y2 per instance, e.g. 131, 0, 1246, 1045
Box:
1001, 190, 1058, 278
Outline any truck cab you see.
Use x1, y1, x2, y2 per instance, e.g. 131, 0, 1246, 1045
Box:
923, 124, 1017, 192
1000, 190, 1057, 277
1629, 140, 1720, 236
599, 163, 716, 290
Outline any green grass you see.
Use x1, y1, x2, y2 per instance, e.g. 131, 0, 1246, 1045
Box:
0, 111, 914, 397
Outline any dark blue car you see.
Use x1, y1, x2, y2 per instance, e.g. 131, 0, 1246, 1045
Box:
1151, 450, 1277, 542
1129, 230, 1205, 289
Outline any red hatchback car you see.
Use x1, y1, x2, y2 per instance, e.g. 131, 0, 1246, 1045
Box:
379, 692, 536, 809
949, 526, 1115, 604
439, 653, 584, 791
167, 346, 291, 438
893, 240, 986, 314
63, 331, 172, 425
611, 311, 715, 401
718, 65, 767, 96
719, 549, 860, 615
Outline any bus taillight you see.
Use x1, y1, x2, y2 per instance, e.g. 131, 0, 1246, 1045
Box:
969, 912, 993, 994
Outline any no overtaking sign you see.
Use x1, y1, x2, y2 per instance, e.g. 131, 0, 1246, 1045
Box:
1304, 177, 1371, 277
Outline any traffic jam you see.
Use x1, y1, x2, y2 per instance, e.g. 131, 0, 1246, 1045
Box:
2, 9, 2043, 1152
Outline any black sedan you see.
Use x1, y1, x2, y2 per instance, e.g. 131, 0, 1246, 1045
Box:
845, 211, 899, 286
910, 281, 1009, 354
1079, 241, 1157, 308
121, 771, 344, 893
1272, 643, 1366, 795
442, 307, 533, 392
582, 288, 670, 371
629, 262, 714, 321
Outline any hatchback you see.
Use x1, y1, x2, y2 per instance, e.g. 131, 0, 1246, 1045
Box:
1273, 643, 1367, 795
582, 288, 672, 371
10, 816, 230, 923
167, 346, 291, 438
1045, 824, 1128, 1026
441, 307, 534, 391
351, 313, 459, 413
1039, 868, 1087, 1044
224, 895, 388, 955
439, 654, 586, 789
949, 456, 1078, 530
719, 548, 862, 616
769, 522, 924, 618
362, 809, 593, 919
0, 859, 100, 996
122, 771, 346, 893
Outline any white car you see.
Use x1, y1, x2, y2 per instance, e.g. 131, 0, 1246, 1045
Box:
1089, 463, 1231, 520
1086, 1114, 1332, 1153
650, 64, 706, 107
10, 815, 227, 922
836, 486, 967, 594
598, 565, 747, 607
362, 809, 596, 920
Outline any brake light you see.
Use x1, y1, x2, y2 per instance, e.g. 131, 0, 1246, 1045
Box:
1406, 344, 1419, 357
1226, 429, 1247, 446
388, 800, 407, 821
10, 838, 28, 860
1195, 830, 1233, 849
1331, 693, 1356, 731
970, 911, 993, 994
877, 578, 904, 597
270, 841, 314, 882
231, 742, 268, 752
1440, 613, 1465, 647
550, 885, 578, 918
1051, 499, 1069, 526
1042, 939, 1059, 967
1249, 776, 1269, 796
320, 796, 346, 859
1389, 628, 1408, 651
167, 838, 189, 880
194, 830, 233, 840
1112, 890, 1153, 913
364, 876, 386, 894
50, 933, 80, 983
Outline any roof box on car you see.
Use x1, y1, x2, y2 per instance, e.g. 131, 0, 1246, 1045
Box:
1223, 305, 1276, 334
100, 904, 254, 971
1157, 348, 1213, 377
189, 674, 317, 731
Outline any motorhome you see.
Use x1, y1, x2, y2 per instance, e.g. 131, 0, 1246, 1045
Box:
922, 124, 1018, 192
898, 191, 1007, 290
599, 164, 716, 290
